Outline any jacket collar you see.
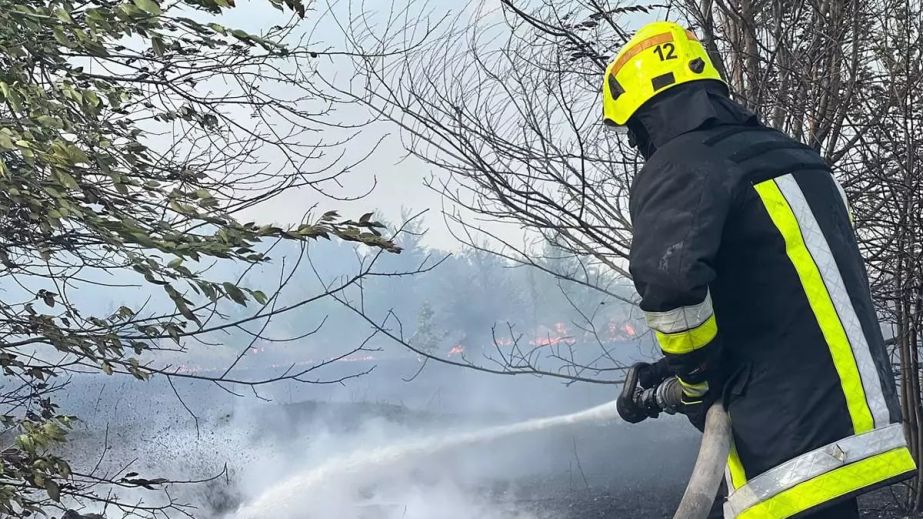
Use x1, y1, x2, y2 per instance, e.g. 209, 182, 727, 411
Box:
626, 82, 758, 159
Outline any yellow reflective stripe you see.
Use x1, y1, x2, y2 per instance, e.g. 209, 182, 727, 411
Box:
737, 447, 915, 519
728, 424, 909, 514
727, 440, 747, 491
678, 377, 709, 398
654, 314, 717, 354
754, 179, 874, 433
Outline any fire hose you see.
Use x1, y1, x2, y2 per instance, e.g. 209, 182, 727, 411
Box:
619, 365, 732, 519
675, 402, 731, 519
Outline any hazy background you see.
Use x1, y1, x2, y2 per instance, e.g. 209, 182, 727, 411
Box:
44, 2, 703, 518
53, 225, 699, 518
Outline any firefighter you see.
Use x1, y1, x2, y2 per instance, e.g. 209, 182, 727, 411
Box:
604, 21, 916, 519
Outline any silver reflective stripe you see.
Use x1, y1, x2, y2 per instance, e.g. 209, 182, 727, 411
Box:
833, 177, 854, 224
644, 291, 713, 334
725, 423, 907, 517
775, 174, 889, 428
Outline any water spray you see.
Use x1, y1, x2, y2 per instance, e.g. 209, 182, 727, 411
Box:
233, 400, 621, 518
233, 389, 730, 519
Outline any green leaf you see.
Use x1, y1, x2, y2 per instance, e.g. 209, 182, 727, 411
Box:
55, 170, 79, 190
53, 27, 71, 48
118, 3, 143, 17
177, 303, 197, 322
36, 115, 64, 129
251, 290, 268, 305
0, 133, 14, 150
41, 291, 56, 307
231, 29, 253, 44
55, 8, 73, 22
194, 281, 215, 301
16, 434, 34, 453
82, 90, 101, 108
133, 0, 162, 15
199, 196, 219, 208
222, 282, 248, 305
164, 324, 181, 344
151, 36, 166, 57
46, 478, 61, 502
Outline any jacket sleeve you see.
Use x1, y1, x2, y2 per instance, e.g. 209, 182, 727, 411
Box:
629, 156, 735, 396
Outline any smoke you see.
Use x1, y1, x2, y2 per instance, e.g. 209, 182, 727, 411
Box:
59, 378, 601, 518
232, 458, 544, 519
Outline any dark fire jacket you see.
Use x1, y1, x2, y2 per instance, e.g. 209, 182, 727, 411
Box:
627, 83, 915, 519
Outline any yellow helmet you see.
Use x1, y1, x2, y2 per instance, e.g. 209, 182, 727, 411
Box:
602, 21, 725, 126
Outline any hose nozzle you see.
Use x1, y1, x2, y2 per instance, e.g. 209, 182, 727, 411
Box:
618, 363, 684, 423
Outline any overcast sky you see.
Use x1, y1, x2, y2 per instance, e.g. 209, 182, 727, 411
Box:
207, 1, 655, 253
197, 0, 502, 252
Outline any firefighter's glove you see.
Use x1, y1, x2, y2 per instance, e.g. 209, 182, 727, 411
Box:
675, 378, 714, 432
617, 362, 668, 423
636, 358, 672, 389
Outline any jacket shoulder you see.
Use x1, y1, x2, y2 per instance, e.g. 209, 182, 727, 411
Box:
648, 128, 743, 169
635, 131, 747, 199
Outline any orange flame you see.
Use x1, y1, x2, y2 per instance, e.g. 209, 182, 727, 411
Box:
622, 323, 636, 337
529, 335, 577, 347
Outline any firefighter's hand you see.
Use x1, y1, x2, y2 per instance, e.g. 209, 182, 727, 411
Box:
617, 362, 664, 424
679, 391, 714, 432
636, 358, 672, 389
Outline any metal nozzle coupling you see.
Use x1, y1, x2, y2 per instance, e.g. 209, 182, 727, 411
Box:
655, 377, 684, 415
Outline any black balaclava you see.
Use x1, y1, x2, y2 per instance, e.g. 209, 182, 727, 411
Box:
626, 81, 758, 160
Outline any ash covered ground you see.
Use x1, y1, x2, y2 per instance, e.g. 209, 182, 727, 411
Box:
57, 360, 916, 519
